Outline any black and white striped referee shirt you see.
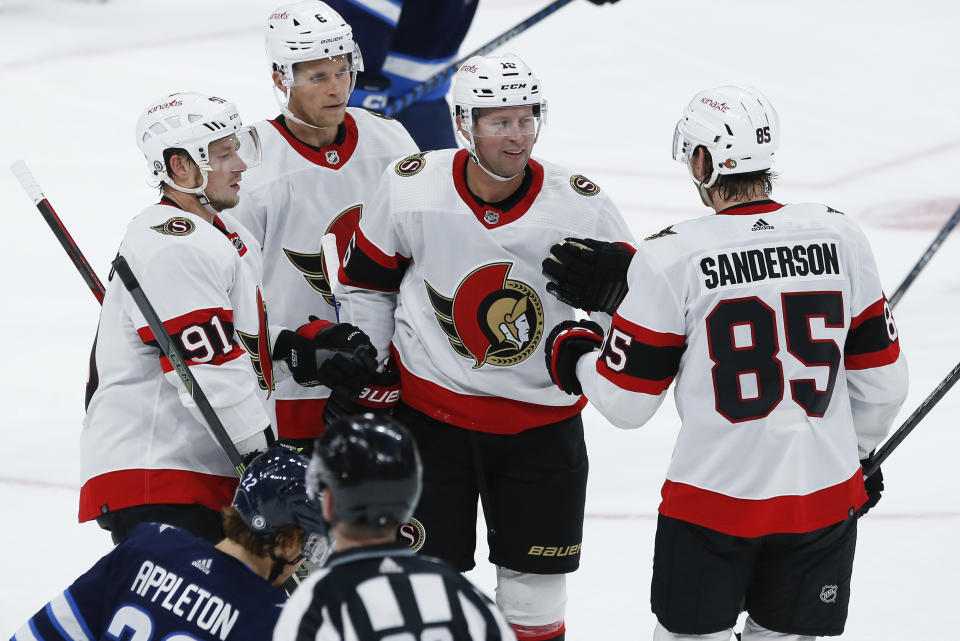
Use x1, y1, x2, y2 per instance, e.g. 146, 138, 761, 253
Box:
273, 543, 516, 641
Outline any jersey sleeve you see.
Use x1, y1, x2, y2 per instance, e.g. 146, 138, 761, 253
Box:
338, 167, 411, 360
125, 240, 270, 445
577, 241, 686, 429
844, 227, 908, 457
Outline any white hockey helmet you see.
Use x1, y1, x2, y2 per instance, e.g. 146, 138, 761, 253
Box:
672, 85, 780, 188
266, 1, 363, 88
135, 92, 261, 197
452, 54, 546, 180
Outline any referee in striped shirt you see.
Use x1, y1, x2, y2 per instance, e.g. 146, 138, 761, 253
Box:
274, 413, 516, 641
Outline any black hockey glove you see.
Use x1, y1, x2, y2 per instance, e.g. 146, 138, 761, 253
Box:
273, 317, 375, 388
542, 237, 634, 314
544, 320, 605, 396
857, 458, 884, 518
322, 360, 401, 426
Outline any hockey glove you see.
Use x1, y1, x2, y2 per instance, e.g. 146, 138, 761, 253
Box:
273, 318, 375, 388
857, 457, 884, 518
545, 320, 605, 396
542, 237, 634, 314
322, 362, 401, 426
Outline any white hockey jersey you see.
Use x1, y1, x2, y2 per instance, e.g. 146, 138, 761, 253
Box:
231, 109, 417, 440
339, 148, 635, 433
80, 201, 273, 523
577, 201, 908, 537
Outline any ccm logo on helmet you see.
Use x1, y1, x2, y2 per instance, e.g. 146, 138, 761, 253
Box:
700, 97, 730, 112
147, 99, 182, 115
501, 83, 527, 90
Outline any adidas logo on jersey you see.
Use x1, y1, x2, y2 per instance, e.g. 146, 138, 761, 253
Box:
379, 557, 404, 574
191, 558, 212, 575
751, 218, 775, 231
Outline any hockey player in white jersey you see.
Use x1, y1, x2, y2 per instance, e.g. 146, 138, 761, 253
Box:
230, 1, 419, 449
543, 86, 909, 641
337, 55, 635, 641
82, 92, 374, 545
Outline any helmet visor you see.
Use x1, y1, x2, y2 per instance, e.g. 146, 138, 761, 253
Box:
287, 53, 362, 88
672, 119, 690, 163
207, 127, 261, 172
471, 107, 541, 138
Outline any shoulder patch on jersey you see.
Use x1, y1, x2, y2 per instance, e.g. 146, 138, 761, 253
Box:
826, 206, 846, 215
569, 174, 601, 197
151, 217, 195, 237
395, 152, 428, 178
398, 517, 426, 551
362, 108, 395, 121
645, 225, 677, 240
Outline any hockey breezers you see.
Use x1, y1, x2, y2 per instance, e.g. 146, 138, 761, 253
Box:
382, 0, 575, 118
863, 357, 960, 478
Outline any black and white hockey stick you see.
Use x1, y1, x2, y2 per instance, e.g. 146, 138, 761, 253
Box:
11, 160, 106, 303
888, 203, 960, 308
381, 0, 575, 117
863, 358, 960, 478
111, 255, 247, 476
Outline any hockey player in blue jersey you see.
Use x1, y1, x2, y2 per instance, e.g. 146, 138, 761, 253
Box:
330, 0, 620, 151
11, 448, 325, 641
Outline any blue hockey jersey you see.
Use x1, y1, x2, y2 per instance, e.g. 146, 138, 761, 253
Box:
11, 524, 286, 641
329, 0, 479, 110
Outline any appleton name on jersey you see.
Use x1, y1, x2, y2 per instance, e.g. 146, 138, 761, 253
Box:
80, 202, 273, 523
273, 543, 515, 641
339, 149, 635, 433
231, 109, 417, 439
576, 201, 908, 537
13, 524, 286, 641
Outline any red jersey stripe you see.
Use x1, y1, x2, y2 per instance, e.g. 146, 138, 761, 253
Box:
611, 314, 686, 347
274, 398, 329, 440
845, 340, 901, 370
658, 469, 866, 537
79, 468, 238, 522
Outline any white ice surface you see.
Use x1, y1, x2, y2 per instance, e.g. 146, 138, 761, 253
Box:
1, 0, 958, 638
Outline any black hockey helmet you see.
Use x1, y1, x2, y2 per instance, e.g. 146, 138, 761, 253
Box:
233, 446, 327, 543
309, 413, 422, 526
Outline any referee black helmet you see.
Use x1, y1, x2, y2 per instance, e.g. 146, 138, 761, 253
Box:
309, 413, 422, 526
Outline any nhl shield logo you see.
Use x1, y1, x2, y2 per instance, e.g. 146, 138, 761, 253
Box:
325, 149, 340, 165
425, 262, 544, 368
484, 210, 500, 225
820, 584, 838, 603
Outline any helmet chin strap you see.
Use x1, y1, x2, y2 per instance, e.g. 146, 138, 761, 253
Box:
273, 79, 356, 131
164, 170, 219, 215
686, 159, 716, 209
456, 126, 522, 183
267, 547, 304, 585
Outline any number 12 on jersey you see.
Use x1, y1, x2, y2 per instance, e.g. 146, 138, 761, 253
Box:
706, 291, 843, 422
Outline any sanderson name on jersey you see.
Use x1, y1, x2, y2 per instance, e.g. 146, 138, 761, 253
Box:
698, 240, 840, 292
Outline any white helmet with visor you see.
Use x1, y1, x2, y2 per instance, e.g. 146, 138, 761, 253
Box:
672, 85, 780, 189
136, 92, 261, 206
266, 1, 363, 129
452, 54, 546, 181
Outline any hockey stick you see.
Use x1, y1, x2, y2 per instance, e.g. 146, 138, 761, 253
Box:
863, 358, 960, 478
321, 233, 342, 322
888, 203, 960, 308
381, 0, 575, 117
11, 160, 106, 303
111, 254, 247, 476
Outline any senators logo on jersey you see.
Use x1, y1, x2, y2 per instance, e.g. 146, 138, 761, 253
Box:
236, 287, 274, 395
395, 152, 428, 178
284, 205, 361, 307
426, 263, 544, 369
150, 217, 196, 236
